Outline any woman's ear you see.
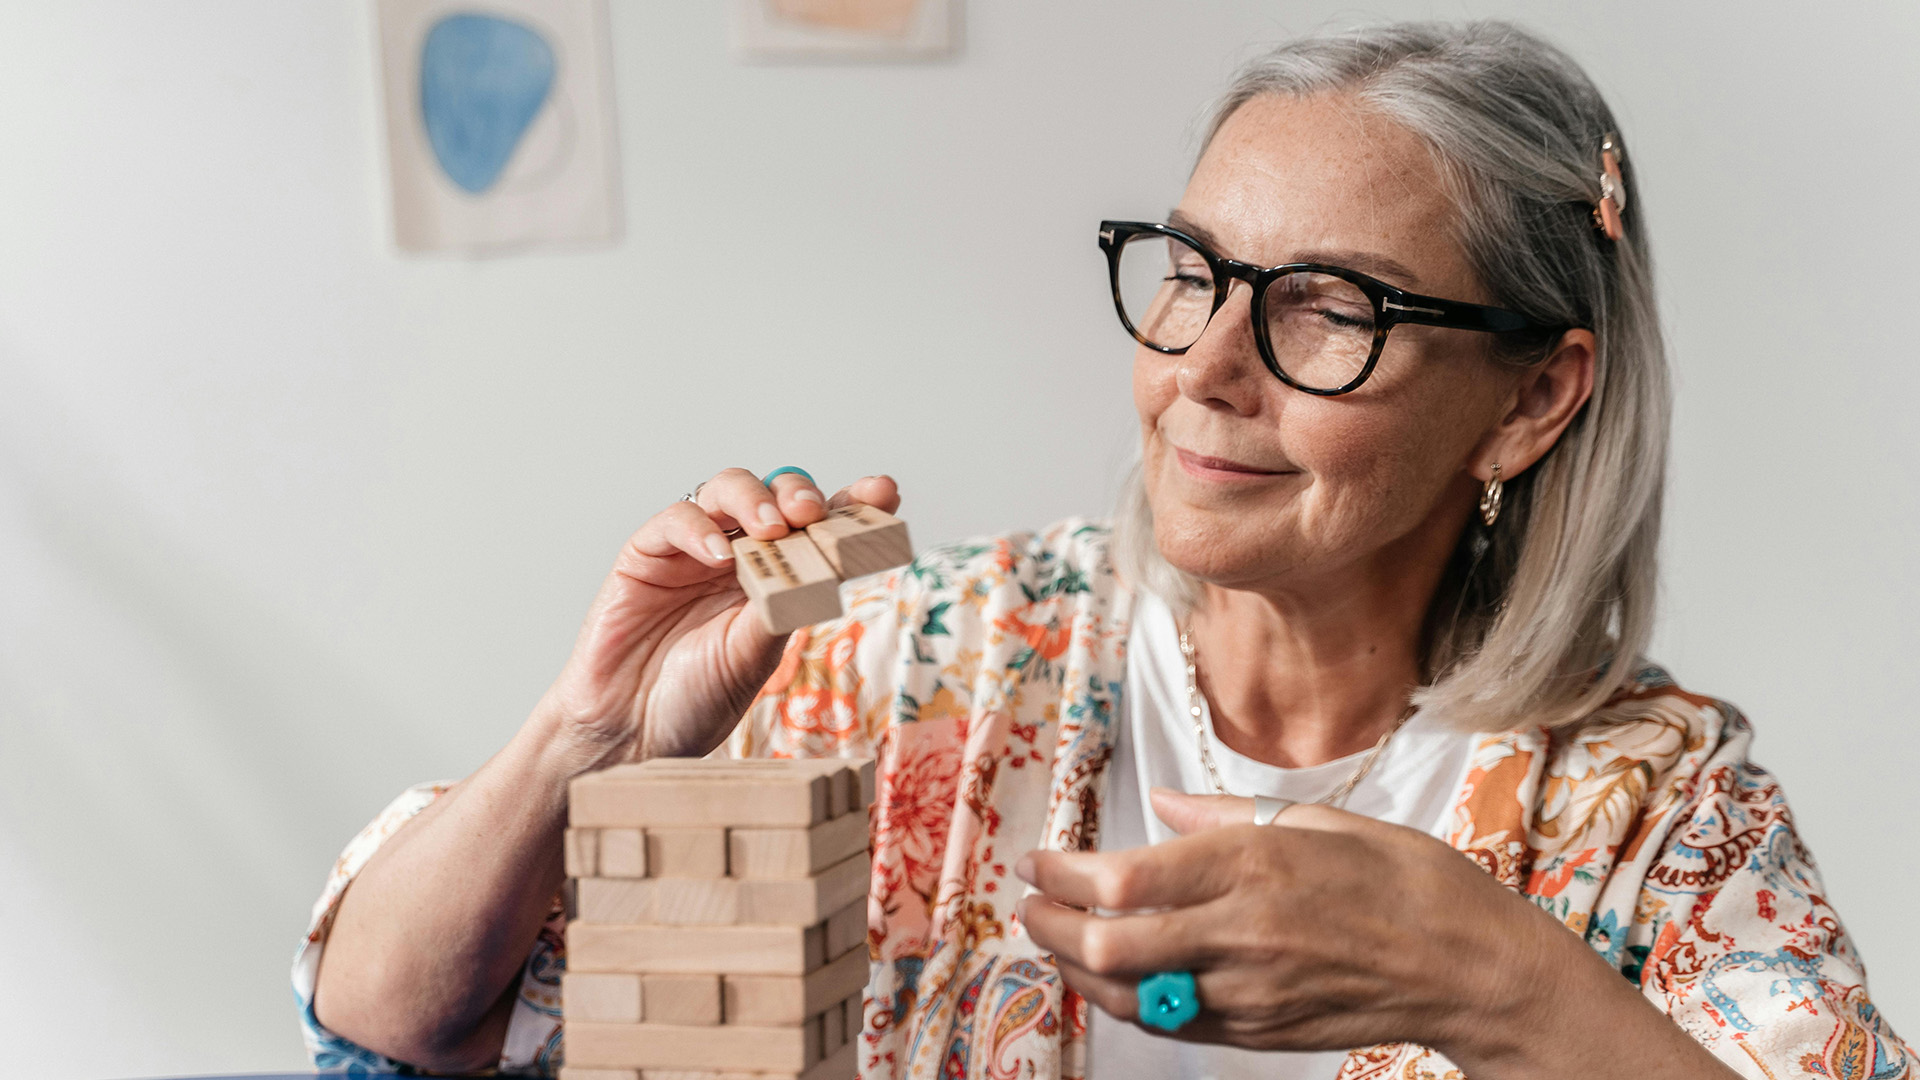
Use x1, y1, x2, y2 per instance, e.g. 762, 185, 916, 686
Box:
1472, 329, 1595, 481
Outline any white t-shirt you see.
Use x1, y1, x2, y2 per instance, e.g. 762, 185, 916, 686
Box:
1086, 591, 1480, 1080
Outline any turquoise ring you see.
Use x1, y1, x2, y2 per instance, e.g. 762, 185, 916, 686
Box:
761, 466, 815, 488
1136, 970, 1201, 1032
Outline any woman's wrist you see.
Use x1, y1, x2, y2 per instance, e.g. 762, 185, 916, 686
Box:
1429, 889, 1597, 1073
518, 693, 636, 789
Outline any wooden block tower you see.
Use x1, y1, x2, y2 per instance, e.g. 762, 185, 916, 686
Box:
560, 757, 876, 1080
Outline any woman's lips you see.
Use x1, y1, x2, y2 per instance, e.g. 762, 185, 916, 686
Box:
1174, 447, 1293, 480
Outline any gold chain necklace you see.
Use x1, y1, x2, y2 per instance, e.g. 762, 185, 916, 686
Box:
1177, 620, 1415, 808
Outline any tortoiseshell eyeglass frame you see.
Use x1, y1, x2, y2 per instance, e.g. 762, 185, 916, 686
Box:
1099, 220, 1567, 396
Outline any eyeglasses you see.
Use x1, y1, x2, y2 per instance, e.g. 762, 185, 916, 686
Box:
1099, 220, 1562, 396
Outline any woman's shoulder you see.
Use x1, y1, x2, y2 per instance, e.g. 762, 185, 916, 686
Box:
1549, 660, 1758, 790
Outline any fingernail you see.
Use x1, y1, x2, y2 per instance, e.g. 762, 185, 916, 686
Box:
705, 535, 733, 561
1013, 853, 1036, 884
757, 503, 784, 528
793, 489, 824, 506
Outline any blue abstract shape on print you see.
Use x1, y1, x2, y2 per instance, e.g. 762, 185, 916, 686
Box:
419, 13, 555, 194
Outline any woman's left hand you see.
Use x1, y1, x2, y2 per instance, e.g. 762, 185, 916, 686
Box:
1015, 788, 1577, 1066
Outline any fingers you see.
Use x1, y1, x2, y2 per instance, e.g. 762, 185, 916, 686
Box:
696, 468, 791, 539
827, 474, 901, 515
1055, 954, 1138, 1023
1014, 831, 1239, 912
1150, 789, 1257, 835
622, 500, 740, 584
764, 469, 829, 526
1019, 893, 1223, 981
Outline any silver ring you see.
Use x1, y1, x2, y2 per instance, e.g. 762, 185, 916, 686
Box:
1252, 796, 1297, 826
681, 481, 707, 504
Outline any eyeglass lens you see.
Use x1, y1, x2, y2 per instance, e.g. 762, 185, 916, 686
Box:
1114, 233, 1380, 391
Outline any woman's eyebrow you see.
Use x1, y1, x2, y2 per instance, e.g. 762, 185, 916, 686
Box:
1165, 211, 1426, 290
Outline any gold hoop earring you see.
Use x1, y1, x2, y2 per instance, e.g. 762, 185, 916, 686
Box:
1480, 464, 1504, 527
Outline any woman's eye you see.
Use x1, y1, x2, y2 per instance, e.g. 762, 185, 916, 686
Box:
1316, 307, 1374, 331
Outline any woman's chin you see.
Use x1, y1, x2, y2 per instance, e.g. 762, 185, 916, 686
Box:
1152, 514, 1304, 589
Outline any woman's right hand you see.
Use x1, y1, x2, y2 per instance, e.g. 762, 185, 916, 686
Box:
533, 468, 901, 770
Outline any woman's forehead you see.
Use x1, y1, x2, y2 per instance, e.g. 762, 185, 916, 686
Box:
1179, 93, 1464, 291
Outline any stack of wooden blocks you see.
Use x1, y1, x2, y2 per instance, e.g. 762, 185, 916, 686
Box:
733, 504, 912, 634
560, 758, 875, 1080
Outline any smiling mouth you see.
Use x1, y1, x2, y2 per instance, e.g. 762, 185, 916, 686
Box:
1173, 447, 1294, 478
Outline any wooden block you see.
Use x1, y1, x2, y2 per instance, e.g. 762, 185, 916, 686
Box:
646, 877, 741, 925
856, 760, 876, 809
573, 761, 830, 828
635, 1040, 855, 1080
804, 921, 826, 972
824, 898, 867, 959
568, 922, 827, 976
722, 943, 869, 1026
576, 878, 658, 924
566, 1020, 822, 1072
564, 973, 643, 1024
803, 504, 913, 581
565, 828, 600, 878
600, 828, 647, 878
560, 1068, 639, 1080
729, 811, 868, 879
641, 974, 721, 1026
739, 852, 871, 925
843, 991, 862, 1047
734, 532, 841, 634
821, 1000, 846, 1056
646, 828, 728, 878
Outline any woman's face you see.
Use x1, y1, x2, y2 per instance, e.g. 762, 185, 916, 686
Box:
1135, 93, 1526, 595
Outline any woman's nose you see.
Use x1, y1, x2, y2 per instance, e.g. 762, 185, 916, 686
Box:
1175, 281, 1267, 414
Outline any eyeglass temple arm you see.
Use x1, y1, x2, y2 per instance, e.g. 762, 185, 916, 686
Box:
1382, 293, 1550, 334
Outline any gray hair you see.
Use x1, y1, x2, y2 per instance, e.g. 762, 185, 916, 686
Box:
1112, 20, 1668, 732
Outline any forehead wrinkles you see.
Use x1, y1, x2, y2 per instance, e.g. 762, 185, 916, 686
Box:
1191, 93, 1450, 262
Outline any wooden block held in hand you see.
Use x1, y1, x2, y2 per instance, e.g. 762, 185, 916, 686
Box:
739, 852, 871, 925
641, 974, 721, 1025
573, 760, 830, 829
600, 828, 647, 878
722, 944, 869, 1026
734, 533, 842, 634
824, 898, 867, 960
646, 828, 728, 877
565, 828, 600, 878
564, 972, 643, 1024
569, 922, 828, 975
803, 504, 913, 580
566, 1020, 821, 1071
729, 810, 868, 879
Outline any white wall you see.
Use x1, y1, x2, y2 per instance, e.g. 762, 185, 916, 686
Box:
0, 2, 1913, 1076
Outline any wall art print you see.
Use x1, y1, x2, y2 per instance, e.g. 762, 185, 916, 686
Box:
377, 0, 621, 254
732, 0, 960, 61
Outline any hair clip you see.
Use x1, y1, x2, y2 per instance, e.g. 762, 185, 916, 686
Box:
1594, 132, 1627, 241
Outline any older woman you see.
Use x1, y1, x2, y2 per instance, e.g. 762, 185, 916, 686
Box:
297, 20, 1912, 1080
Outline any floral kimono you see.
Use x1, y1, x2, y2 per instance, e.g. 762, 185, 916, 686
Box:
297, 519, 1913, 1079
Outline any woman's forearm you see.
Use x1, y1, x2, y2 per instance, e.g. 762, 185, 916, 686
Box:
312, 709, 599, 1071
1446, 909, 1742, 1080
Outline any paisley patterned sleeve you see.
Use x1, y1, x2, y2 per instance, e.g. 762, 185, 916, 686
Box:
291, 782, 568, 1076
1628, 714, 1915, 1079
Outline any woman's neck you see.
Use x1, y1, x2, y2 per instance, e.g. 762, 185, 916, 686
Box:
1186, 539, 1454, 770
